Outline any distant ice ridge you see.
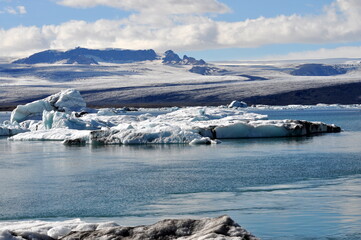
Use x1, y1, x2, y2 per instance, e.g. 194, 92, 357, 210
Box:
0, 215, 259, 240
3, 90, 341, 142
249, 103, 361, 110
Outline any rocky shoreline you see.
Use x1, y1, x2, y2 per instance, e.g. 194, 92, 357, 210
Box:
2, 216, 259, 240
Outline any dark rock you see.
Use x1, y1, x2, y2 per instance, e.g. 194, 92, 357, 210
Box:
182, 55, 206, 65
189, 66, 226, 75
61, 215, 259, 240
63, 138, 86, 146
75, 111, 89, 118
162, 50, 207, 65
162, 50, 182, 64
290, 64, 348, 76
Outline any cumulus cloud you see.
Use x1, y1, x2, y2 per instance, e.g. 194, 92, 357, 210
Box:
56, 0, 230, 15
2, 0, 361, 57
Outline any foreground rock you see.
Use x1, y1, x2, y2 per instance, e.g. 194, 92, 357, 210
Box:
61, 216, 258, 240
0, 216, 258, 240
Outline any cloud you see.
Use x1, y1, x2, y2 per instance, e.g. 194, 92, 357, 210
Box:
1, 5, 27, 15
56, 0, 230, 15
17, 5, 26, 14
2, 0, 361, 57
4, 6, 17, 14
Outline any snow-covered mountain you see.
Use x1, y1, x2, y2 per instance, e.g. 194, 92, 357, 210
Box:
13, 47, 159, 64
12, 47, 208, 66
1, 49, 361, 108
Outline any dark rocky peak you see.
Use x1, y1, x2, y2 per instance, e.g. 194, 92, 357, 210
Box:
162, 50, 182, 64
162, 50, 207, 65
182, 55, 206, 65
189, 66, 226, 75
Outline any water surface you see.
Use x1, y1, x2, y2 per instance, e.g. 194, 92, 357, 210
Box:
1, 108, 361, 239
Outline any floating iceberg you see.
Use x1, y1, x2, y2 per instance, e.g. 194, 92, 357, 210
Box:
6, 89, 341, 145
10, 89, 86, 123
0, 120, 29, 136
0, 215, 259, 240
228, 100, 248, 108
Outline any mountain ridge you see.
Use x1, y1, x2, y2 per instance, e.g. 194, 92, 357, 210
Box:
12, 47, 207, 66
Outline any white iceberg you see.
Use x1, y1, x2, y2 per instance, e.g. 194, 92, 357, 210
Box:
228, 100, 248, 108
7, 90, 341, 145
10, 89, 86, 123
0, 120, 29, 136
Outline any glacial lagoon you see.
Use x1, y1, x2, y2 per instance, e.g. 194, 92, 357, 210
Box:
1, 108, 361, 239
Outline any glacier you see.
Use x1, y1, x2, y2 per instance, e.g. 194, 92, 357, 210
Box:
2, 89, 341, 143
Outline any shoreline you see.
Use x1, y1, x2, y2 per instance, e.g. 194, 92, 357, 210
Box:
1, 82, 361, 111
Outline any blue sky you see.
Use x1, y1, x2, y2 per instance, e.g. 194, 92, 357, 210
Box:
1, 0, 361, 60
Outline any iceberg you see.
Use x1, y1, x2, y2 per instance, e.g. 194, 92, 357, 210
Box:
0, 216, 259, 240
10, 89, 86, 123
0, 120, 29, 136
7, 89, 341, 145
228, 100, 248, 108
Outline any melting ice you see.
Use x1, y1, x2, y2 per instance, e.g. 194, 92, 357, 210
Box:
1, 89, 341, 144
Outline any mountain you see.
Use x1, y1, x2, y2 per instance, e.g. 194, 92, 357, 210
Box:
290, 63, 349, 76
13, 47, 158, 64
162, 50, 206, 65
13, 48, 207, 66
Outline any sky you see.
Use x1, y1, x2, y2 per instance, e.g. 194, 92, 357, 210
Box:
2, 0, 361, 60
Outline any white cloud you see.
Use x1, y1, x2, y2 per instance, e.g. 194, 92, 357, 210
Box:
56, 0, 230, 15
17, 5, 26, 14
4, 6, 17, 14
2, 0, 361, 57
1, 5, 27, 15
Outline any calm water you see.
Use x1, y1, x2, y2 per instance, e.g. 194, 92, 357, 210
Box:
1, 108, 361, 239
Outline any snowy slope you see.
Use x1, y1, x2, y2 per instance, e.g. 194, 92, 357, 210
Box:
1, 58, 361, 108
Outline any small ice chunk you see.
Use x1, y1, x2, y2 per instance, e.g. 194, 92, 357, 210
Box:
73, 223, 97, 232
190, 137, 220, 145
228, 100, 247, 108
47, 226, 71, 239
96, 222, 119, 230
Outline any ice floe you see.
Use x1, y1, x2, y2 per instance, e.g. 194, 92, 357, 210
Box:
0, 215, 259, 240
2, 89, 342, 144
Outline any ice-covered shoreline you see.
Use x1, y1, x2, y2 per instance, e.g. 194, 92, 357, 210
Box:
0, 215, 259, 240
0, 89, 342, 143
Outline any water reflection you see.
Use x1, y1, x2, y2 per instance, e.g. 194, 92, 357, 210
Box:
128, 176, 361, 240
